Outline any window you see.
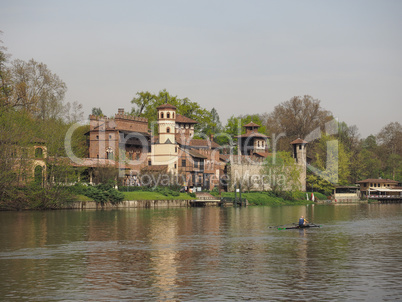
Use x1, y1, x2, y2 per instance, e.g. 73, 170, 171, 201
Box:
106, 147, 113, 160
161, 112, 164, 119
35, 148, 43, 158
182, 159, 186, 167
167, 127, 170, 133
167, 112, 170, 119
175, 147, 177, 152
172, 113, 175, 118
299, 145, 302, 150
96, 135, 99, 139
148, 160, 152, 166
174, 164, 177, 169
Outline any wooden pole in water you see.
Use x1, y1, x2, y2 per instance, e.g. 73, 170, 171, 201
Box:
234, 183, 237, 207
239, 182, 242, 206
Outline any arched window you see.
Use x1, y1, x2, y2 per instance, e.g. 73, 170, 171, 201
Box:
172, 112, 175, 118
167, 127, 170, 133
161, 112, 164, 119
167, 112, 170, 119
106, 147, 114, 160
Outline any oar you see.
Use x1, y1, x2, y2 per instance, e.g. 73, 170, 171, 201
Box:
269, 224, 286, 228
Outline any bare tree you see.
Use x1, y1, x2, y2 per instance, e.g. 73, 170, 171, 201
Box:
265, 95, 333, 151
10, 59, 67, 120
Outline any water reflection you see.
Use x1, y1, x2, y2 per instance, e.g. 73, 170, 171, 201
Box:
0, 204, 402, 301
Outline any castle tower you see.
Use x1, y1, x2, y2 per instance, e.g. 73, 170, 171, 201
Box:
157, 103, 177, 144
150, 103, 179, 172
290, 138, 308, 191
235, 122, 269, 156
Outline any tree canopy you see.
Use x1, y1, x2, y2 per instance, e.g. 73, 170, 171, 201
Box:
131, 89, 221, 136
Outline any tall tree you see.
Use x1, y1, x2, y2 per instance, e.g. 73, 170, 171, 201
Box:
265, 95, 333, 151
0, 32, 12, 108
130, 89, 219, 137
10, 59, 67, 120
376, 122, 402, 180
64, 101, 84, 123
91, 107, 104, 117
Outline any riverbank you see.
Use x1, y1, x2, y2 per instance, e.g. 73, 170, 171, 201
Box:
0, 190, 329, 210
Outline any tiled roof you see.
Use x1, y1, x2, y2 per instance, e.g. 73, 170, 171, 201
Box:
176, 114, 198, 124
190, 139, 220, 148
254, 151, 270, 158
235, 132, 269, 138
156, 103, 176, 110
244, 122, 260, 127
176, 136, 220, 148
141, 165, 168, 172
356, 179, 398, 184
290, 138, 308, 144
186, 149, 207, 159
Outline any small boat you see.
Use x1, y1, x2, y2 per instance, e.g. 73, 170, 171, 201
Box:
278, 224, 321, 230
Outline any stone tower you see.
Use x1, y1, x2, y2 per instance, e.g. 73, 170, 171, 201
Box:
290, 138, 308, 191
157, 103, 176, 144
150, 103, 179, 172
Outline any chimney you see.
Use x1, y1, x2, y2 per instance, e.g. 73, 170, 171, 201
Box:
118, 108, 124, 115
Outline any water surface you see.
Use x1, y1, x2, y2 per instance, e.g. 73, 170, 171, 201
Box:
1, 204, 401, 301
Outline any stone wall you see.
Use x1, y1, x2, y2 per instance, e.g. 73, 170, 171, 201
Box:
66, 199, 190, 209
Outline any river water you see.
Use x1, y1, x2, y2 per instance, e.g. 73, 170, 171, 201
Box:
0, 204, 402, 301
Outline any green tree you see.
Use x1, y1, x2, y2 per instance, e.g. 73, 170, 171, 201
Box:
130, 89, 219, 137
306, 134, 351, 195
376, 122, 402, 180
91, 107, 104, 116
262, 151, 302, 193
0, 32, 12, 108
219, 114, 267, 148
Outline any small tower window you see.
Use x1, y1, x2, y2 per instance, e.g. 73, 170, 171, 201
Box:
161, 112, 164, 119
172, 113, 175, 118
167, 112, 170, 119
167, 127, 170, 133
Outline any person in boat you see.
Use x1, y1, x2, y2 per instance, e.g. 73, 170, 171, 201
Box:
299, 216, 308, 227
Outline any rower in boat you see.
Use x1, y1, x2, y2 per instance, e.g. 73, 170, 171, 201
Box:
298, 216, 308, 227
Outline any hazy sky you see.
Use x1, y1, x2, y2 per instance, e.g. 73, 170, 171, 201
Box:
1, 0, 401, 138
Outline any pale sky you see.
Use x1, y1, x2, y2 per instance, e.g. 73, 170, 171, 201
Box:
1, 0, 401, 138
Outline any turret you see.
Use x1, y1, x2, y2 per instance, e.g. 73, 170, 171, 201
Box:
290, 138, 307, 164
157, 103, 176, 144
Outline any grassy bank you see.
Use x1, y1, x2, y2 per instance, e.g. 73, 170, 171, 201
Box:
214, 191, 325, 206
122, 191, 195, 200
